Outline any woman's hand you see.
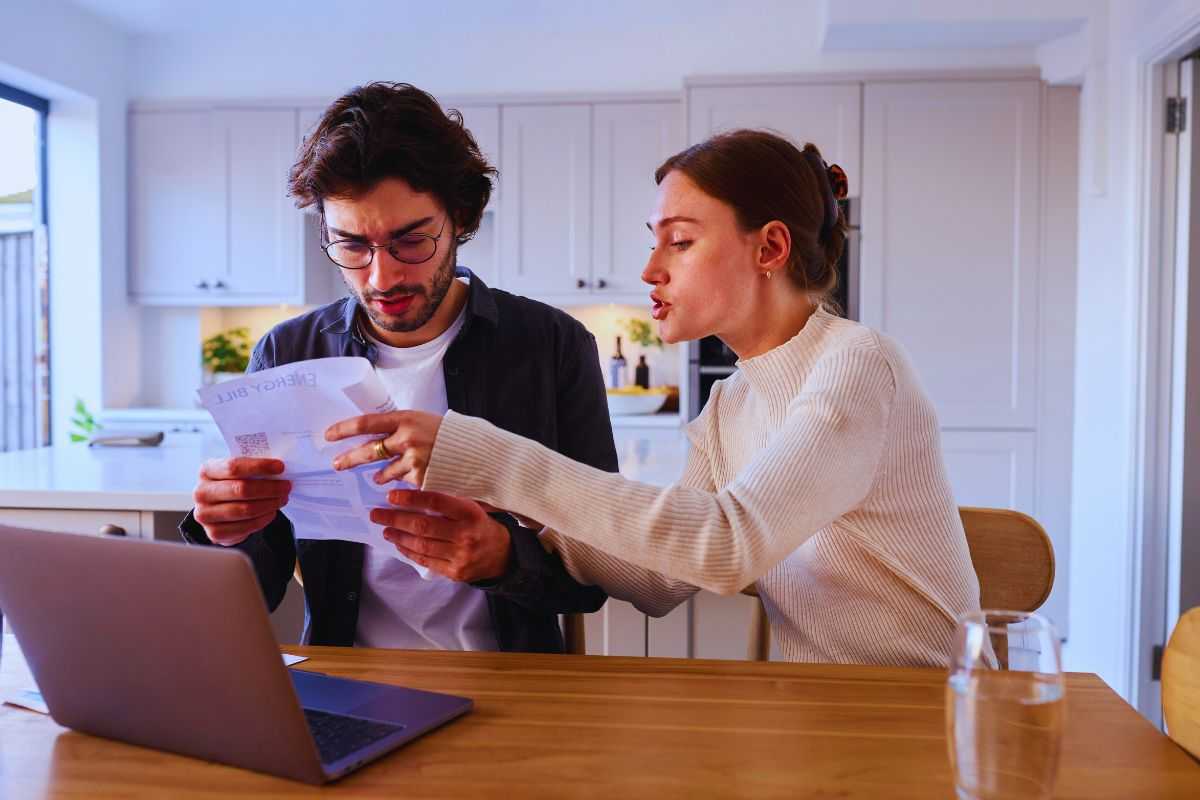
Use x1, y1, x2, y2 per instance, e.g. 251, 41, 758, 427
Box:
324, 410, 442, 487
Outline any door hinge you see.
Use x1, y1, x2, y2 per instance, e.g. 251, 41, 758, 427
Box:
1152, 643, 1165, 681
1166, 97, 1187, 134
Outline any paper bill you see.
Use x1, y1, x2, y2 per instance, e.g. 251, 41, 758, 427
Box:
196, 357, 431, 578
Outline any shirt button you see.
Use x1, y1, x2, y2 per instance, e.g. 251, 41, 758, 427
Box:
347, 591, 358, 602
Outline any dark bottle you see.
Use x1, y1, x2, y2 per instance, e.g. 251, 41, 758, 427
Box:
635, 355, 650, 389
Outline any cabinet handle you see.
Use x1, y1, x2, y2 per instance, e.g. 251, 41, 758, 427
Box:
597, 279, 608, 289
195, 280, 209, 290
576, 279, 589, 289
99, 524, 127, 537
213, 280, 227, 290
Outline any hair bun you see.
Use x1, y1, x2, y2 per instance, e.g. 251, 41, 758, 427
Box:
826, 163, 848, 201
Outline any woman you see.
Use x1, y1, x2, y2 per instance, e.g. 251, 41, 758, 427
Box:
327, 130, 982, 667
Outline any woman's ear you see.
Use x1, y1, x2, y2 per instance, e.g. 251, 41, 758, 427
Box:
756, 221, 791, 273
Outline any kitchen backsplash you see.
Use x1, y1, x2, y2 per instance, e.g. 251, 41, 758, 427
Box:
132, 295, 677, 410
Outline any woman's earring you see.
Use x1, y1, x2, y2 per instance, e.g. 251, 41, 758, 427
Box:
765, 270, 773, 280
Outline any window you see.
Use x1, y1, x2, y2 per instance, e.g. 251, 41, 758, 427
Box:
0, 82, 50, 451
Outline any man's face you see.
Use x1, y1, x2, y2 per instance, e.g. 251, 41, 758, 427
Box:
322, 178, 457, 335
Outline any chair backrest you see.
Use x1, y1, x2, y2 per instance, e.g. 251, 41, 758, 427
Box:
958, 507, 1054, 613
741, 506, 1056, 662
1163, 606, 1200, 760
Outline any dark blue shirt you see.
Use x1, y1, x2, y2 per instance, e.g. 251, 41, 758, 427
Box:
181, 269, 616, 653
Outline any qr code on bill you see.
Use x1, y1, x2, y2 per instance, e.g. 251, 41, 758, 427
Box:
234, 432, 270, 457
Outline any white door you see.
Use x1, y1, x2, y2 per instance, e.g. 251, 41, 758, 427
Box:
592, 102, 684, 299
1167, 57, 1200, 639
128, 110, 224, 300
220, 109, 301, 301
860, 81, 1041, 430
687, 83, 862, 195
498, 104, 592, 297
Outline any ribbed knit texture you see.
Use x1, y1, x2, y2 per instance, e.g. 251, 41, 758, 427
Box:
424, 309, 981, 667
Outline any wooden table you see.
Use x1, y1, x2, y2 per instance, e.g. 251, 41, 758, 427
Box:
2, 635, 1198, 798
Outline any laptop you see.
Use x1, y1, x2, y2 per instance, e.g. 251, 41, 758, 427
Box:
0, 524, 472, 784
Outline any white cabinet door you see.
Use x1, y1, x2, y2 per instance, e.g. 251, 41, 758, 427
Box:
860, 81, 1041, 429
499, 104, 591, 297
221, 109, 301, 300
456, 104, 500, 195
455, 105, 501, 285
129, 111, 224, 299
592, 102, 683, 298
687, 83, 863, 196
940, 430, 1037, 513
131, 109, 305, 305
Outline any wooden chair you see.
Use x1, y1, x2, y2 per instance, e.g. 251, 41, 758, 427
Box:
562, 613, 586, 655
741, 506, 1056, 662
1163, 606, 1200, 761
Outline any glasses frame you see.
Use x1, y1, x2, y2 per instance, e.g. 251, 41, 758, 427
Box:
321, 216, 448, 269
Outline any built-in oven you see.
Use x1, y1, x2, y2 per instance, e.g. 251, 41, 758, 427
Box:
686, 198, 860, 420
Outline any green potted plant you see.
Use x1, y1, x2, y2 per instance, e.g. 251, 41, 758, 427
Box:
68, 397, 102, 443
620, 317, 663, 349
202, 327, 252, 383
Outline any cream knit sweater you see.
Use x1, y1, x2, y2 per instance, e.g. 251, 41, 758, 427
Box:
424, 309, 981, 667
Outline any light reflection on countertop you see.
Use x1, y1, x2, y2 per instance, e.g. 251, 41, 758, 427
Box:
0, 425, 690, 510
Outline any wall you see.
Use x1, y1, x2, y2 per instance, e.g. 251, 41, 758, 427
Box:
0, 0, 131, 444
126, 0, 1038, 101
1063, 0, 1200, 703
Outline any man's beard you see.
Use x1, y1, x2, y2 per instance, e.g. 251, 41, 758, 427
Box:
349, 240, 457, 334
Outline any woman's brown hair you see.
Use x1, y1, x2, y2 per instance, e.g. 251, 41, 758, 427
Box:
654, 129, 849, 309
288, 82, 496, 245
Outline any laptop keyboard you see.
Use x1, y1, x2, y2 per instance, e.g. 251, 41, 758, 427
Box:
303, 707, 405, 765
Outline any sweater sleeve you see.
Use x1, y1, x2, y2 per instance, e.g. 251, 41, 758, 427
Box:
423, 344, 896, 596
536, 409, 717, 617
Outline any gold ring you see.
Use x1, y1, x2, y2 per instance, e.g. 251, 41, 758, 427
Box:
373, 439, 390, 461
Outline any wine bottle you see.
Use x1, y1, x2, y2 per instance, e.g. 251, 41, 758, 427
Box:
609, 336, 627, 388
635, 355, 650, 389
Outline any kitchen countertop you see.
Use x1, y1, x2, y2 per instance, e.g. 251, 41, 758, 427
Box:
0, 426, 689, 512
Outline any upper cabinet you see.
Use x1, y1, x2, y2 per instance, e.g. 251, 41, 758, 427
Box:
592, 102, 684, 297
499, 104, 593, 298
859, 80, 1041, 430
128, 111, 225, 299
498, 100, 683, 302
129, 107, 309, 305
687, 82, 863, 196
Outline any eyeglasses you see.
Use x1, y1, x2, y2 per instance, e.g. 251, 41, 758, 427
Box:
322, 217, 448, 269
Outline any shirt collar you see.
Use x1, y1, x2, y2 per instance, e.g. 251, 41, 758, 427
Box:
318, 266, 498, 342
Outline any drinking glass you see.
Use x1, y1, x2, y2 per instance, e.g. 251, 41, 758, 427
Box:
946, 610, 1065, 800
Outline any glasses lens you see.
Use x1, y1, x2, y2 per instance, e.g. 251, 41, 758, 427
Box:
327, 241, 372, 269
388, 235, 437, 264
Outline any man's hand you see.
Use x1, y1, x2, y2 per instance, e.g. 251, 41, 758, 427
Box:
370, 489, 511, 583
325, 410, 442, 488
192, 457, 292, 546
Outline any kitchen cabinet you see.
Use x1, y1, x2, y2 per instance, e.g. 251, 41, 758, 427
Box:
128, 110, 224, 300
860, 80, 1041, 430
498, 101, 682, 303
129, 108, 320, 306
686, 82, 863, 196
591, 102, 684, 298
498, 103, 593, 298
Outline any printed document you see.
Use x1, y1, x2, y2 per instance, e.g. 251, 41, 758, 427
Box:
196, 357, 431, 578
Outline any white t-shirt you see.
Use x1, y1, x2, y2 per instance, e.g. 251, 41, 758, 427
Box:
353, 307, 498, 651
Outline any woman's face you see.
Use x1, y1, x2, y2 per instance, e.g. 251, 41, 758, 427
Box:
642, 170, 761, 345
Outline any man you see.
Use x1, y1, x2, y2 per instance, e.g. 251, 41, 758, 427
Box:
182, 82, 615, 653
